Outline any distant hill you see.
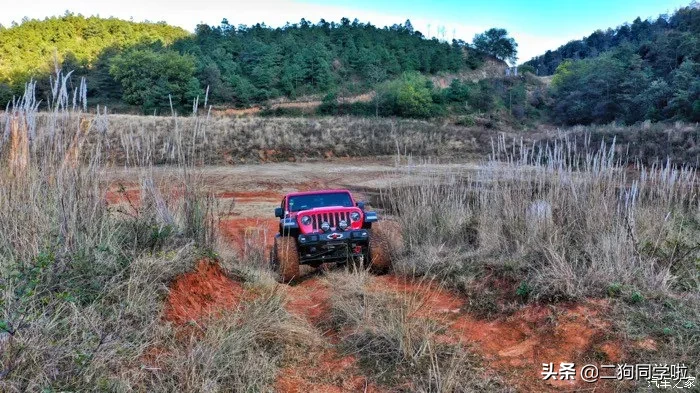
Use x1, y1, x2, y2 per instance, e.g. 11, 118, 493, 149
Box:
0, 16, 508, 117
524, 4, 700, 76
0, 15, 544, 126
170, 18, 485, 107
524, 4, 700, 125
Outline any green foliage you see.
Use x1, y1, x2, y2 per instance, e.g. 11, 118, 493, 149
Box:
0, 82, 12, 106
378, 72, 437, 118
551, 44, 700, 124
516, 281, 533, 300
445, 79, 471, 102
607, 282, 623, 297
469, 80, 496, 112
472, 28, 518, 65
318, 91, 339, 115
628, 291, 644, 304
0, 13, 188, 94
454, 115, 475, 126
525, 7, 700, 76
518, 64, 536, 75
531, 5, 700, 124
109, 49, 201, 114
1, 15, 528, 119
176, 19, 468, 107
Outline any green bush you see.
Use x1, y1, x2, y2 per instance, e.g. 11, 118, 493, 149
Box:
377, 72, 439, 118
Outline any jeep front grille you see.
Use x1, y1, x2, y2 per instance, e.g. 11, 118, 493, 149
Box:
310, 211, 350, 231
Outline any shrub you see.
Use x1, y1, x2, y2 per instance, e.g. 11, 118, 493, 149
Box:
377, 72, 439, 118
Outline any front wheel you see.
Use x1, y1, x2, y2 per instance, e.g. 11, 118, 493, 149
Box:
368, 229, 391, 273
273, 236, 300, 283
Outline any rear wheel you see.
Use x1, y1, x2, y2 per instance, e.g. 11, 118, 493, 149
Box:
273, 236, 300, 283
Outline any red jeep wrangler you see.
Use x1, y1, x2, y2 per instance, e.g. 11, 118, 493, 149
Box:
270, 189, 390, 282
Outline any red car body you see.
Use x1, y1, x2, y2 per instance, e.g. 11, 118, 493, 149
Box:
273, 189, 378, 266
281, 189, 365, 234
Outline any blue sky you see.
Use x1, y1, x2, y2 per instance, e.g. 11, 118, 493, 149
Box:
1, 0, 692, 63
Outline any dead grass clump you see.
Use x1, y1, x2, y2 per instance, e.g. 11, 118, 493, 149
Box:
145, 292, 320, 392
0, 249, 197, 392
384, 134, 698, 301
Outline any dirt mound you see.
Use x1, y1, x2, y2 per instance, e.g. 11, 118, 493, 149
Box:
163, 260, 245, 324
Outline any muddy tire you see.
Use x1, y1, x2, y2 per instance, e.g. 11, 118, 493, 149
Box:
273, 236, 300, 283
368, 228, 392, 273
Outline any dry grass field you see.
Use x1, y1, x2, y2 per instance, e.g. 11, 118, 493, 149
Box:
1, 80, 698, 392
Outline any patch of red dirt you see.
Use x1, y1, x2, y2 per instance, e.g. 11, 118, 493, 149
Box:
283, 278, 333, 326
369, 275, 619, 392
218, 217, 279, 255
274, 277, 382, 393
105, 183, 186, 209
215, 190, 282, 202
599, 341, 623, 362
163, 259, 245, 325
276, 351, 380, 393
105, 187, 141, 206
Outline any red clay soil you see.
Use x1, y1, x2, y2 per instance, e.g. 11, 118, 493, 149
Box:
105, 187, 141, 206
215, 190, 282, 202
369, 275, 622, 392
163, 259, 245, 325
276, 351, 380, 393
218, 217, 280, 255
104, 183, 186, 209
282, 278, 334, 326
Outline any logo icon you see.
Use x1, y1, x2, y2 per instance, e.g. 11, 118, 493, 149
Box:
327, 233, 343, 240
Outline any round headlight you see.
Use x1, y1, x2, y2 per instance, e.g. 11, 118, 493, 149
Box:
321, 221, 330, 232
338, 220, 348, 230
350, 212, 361, 222
301, 216, 311, 225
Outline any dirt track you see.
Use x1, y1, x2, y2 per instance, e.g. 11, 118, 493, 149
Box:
105, 159, 625, 393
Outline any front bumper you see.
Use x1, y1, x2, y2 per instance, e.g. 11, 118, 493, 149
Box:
297, 229, 369, 264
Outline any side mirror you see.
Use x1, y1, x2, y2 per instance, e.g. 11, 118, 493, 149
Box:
274, 207, 283, 218
356, 201, 365, 210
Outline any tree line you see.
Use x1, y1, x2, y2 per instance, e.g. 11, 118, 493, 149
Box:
1, 14, 519, 114
526, 4, 700, 124
2, 7, 697, 126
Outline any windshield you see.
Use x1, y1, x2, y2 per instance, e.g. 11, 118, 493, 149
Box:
288, 192, 353, 212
